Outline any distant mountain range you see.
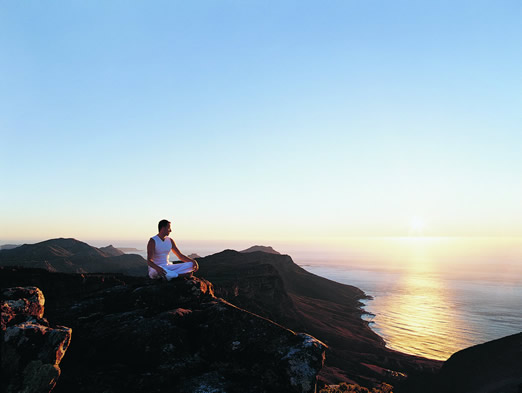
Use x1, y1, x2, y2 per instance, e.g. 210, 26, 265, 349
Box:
114, 247, 143, 252
0, 244, 20, 250
240, 245, 281, 254
0, 238, 147, 276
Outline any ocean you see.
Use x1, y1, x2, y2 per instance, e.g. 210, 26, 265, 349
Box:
292, 237, 522, 361
116, 236, 522, 362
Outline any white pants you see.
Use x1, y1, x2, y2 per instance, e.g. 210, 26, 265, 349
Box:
148, 262, 196, 280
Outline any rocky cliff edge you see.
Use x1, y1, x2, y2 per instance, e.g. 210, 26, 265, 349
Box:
1, 271, 327, 393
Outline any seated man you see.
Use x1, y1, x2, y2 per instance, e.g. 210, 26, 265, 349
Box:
147, 219, 199, 280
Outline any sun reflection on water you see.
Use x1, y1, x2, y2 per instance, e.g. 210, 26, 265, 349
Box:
370, 272, 468, 360
368, 238, 464, 360
296, 236, 522, 361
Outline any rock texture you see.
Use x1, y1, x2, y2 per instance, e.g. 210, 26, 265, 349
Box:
57, 277, 326, 393
1, 286, 72, 393
0, 268, 327, 393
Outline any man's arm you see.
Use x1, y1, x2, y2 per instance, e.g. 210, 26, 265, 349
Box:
147, 238, 167, 279
170, 238, 199, 272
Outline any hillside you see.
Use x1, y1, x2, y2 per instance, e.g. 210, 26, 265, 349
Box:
0, 238, 147, 276
435, 332, 522, 393
197, 250, 441, 387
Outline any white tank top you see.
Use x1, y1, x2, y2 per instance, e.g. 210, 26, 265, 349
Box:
151, 235, 172, 267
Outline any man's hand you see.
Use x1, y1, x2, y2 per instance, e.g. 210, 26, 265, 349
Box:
192, 259, 199, 272
155, 265, 167, 279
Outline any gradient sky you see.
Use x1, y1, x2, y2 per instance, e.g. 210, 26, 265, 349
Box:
1, 1, 521, 245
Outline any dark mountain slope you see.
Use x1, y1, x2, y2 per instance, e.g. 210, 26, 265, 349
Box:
436, 332, 522, 393
0, 238, 147, 276
197, 250, 441, 387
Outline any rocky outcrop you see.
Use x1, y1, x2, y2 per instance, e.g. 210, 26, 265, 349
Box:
53, 276, 326, 393
1, 286, 72, 393
0, 268, 327, 393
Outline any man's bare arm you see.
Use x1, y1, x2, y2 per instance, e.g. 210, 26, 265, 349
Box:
147, 238, 167, 278
170, 238, 199, 272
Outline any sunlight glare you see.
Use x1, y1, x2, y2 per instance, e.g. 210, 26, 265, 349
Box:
409, 216, 426, 236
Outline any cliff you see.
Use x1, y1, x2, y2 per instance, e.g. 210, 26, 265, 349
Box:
0, 268, 327, 393
197, 250, 442, 387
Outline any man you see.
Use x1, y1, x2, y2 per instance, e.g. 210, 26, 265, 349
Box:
147, 219, 199, 280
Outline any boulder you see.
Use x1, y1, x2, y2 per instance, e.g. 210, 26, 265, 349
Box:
1, 286, 72, 393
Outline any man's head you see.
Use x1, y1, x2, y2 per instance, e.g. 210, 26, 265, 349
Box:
158, 219, 171, 236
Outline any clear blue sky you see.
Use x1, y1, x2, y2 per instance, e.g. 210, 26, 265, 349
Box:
1, 1, 521, 245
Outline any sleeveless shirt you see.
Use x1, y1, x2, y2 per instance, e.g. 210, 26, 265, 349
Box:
151, 235, 172, 267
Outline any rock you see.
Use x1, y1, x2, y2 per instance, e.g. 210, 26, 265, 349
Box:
435, 332, 522, 393
50, 276, 326, 393
1, 286, 45, 329
1, 286, 72, 393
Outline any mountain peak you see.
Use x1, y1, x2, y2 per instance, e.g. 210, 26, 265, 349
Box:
240, 245, 281, 255
99, 245, 125, 257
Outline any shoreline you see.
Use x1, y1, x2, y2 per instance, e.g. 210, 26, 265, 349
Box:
297, 262, 522, 362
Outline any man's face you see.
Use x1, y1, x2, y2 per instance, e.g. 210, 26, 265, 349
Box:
160, 223, 172, 236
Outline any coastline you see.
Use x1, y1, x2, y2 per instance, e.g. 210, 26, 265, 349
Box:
298, 262, 522, 362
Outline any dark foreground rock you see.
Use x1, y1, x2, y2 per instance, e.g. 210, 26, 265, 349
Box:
435, 332, 522, 393
1, 268, 327, 393
1, 286, 72, 393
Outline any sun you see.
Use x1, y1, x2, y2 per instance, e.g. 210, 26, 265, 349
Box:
409, 216, 426, 235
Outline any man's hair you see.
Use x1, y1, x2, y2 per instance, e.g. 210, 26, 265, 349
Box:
158, 219, 171, 232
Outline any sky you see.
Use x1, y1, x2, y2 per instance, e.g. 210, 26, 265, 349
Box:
1, 0, 521, 247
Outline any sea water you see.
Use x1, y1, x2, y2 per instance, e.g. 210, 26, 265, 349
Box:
299, 263, 521, 361
292, 237, 522, 361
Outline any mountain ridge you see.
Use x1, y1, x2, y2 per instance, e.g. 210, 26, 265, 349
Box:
0, 237, 147, 276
